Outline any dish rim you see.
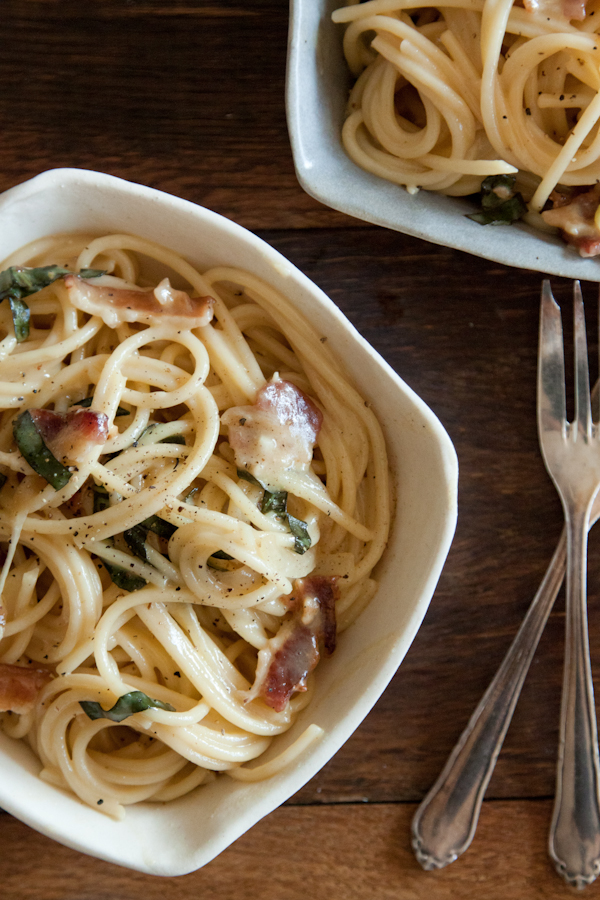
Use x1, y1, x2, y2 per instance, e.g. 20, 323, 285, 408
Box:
286, 0, 600, 283
0, 167, 459, 875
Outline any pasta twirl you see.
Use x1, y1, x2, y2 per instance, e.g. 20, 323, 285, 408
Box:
0, 233, 390, 818
333, 0, 600, 254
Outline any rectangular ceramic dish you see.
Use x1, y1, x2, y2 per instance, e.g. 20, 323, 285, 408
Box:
286, 0, 600, 282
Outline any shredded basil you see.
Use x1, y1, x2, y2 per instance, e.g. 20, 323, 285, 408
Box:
207, 549, 235, 570
287, 514, 312, 554
0, 265, 105, 343
261, 488, 288, 517
123, 523, 149, 562
123, 515, 177, 562
182, 486, 199, 505
100, 559, 147, 592
467, 174, 527, 226
80, 690, 175, 722
13, 410, 72, 490
236, 469, 311, 554
9, 297, 30, 343
92, 482, 110, 513
237, 468, 262, 487
142, 515, 177, 539
0, 265, 105, 300
210, 550, 234, 560
72, 396, 129, 417
138, 423, 186, 445
122, 514, 177, 564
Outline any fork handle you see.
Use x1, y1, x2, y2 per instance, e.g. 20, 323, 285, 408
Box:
549, 505, 600, 888
411, 528, 567, 870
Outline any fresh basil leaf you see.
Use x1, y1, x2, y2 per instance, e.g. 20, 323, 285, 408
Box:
0, 265, 105, 301
13, 410, 71, 490
207, 549, 235, 570
480, 174, 518, 206
261, 488, 287, 517
183, 486, 199, 503
287, 514, 312, 554
9, 296, 31, 343
138, 424, 186, 445
159, 435, 186, 445
142, 515, 177, 539
123, 523, 149, 561
467, 197, 527, 225
100, 559, 147, 592
467, 175, 527, 226
123, 514, 176, 561
71, 396, 129, 417
237, 468, 264, 488
236, 469, 310, 553
79, 268, 106, 279
92, 483, 111, 513
0, 265, 105, 343
79, 690, 175, 722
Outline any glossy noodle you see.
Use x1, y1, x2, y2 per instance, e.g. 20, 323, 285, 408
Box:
0, 233, 390, 818
334, 0, 600, 245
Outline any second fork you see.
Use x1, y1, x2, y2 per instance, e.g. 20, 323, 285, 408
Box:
539, 281, 600, 887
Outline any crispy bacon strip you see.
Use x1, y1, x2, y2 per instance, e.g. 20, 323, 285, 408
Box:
29, 407, 109, 462
541, 185, 600, 257
222, 378, 323, 483
0, 663, 52, 714
250, 576, 338, 712
64, 275, 214, 329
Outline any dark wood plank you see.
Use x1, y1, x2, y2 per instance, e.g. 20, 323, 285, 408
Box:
0, 0, 352, 230
3, 0, 600, 889
0, 800, 594, 899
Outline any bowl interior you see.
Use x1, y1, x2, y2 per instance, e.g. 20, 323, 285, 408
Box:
0, 168, 458, 875
286, 0, 600, 282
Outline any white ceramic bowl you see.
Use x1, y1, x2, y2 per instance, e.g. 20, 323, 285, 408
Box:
286, 0, 600, 282
0, 168, 458, 875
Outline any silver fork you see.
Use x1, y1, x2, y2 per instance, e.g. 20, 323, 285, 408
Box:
538, 281, 600, 887
411, 282, 600, 883
411, 528, 567, 871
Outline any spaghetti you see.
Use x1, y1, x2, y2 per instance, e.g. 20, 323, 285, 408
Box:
0, 233, 390, 818
333, 0, 600, 252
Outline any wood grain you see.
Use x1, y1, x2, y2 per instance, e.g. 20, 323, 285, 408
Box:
0, 0, 352, 230
2, 0, 600, 894
0, 801, 594, 899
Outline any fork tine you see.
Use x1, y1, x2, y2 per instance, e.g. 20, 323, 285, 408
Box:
573, 281, 592, 438
538, 280, 566, 435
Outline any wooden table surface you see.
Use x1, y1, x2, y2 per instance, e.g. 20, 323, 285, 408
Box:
1, 2, 599, 897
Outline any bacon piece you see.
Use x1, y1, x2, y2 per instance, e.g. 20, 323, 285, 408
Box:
222, 378, 323, 485
300, 575, 337, 656
250, 576, 338, 712
541, 185, 600, 257
523, 0, 586, 18
563, 0, 587, 18
569, 236, 600, 257
0, 663, 52, 714
30, 407, 109, 462
261, 623, 320, 712
64, 275, 214, 329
